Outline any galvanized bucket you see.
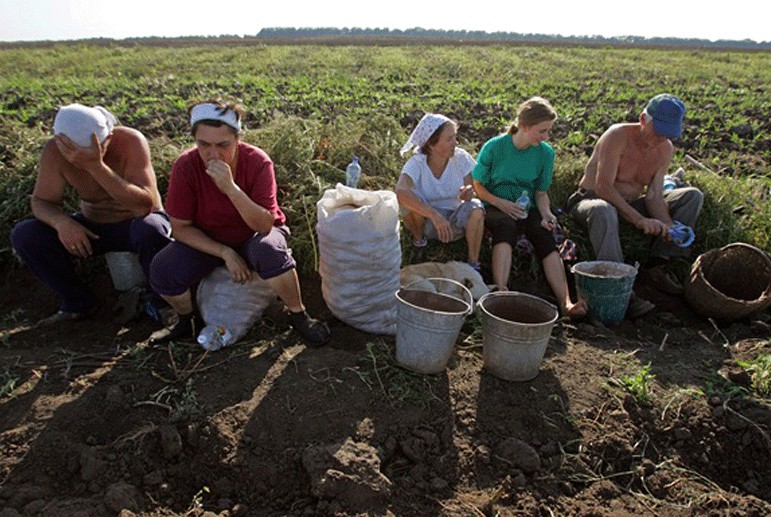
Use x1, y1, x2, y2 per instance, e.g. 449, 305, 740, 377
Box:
105, 251, 146, 291
395, 278, 473, 374
478, 291, 559, 382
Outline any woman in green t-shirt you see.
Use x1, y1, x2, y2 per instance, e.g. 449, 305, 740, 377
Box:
472, 96, 586, 319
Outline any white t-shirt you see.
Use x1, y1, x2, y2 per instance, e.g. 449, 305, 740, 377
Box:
401, 148, 476, 211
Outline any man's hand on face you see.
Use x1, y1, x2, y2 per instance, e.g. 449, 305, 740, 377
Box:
54, 132, 107, 173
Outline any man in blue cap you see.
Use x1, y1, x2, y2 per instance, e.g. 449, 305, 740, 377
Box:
566, 94, 703, 318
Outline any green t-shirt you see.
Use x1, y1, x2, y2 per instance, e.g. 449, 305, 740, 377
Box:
472, 133, 555, 208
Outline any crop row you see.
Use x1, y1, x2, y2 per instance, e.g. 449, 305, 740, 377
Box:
0, 43, 768, 270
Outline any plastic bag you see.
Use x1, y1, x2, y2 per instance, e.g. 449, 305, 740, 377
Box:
316, 184, 401, 335
196, 266, 277, 345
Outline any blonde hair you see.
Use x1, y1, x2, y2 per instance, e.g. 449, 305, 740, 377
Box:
508, 96, 558, 134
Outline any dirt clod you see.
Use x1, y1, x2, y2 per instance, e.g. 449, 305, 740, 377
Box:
104, 482, 140, 513
1, 270, 769, 514
303, 438, 392, 511
495, 438, 541, 474
158, 425, 183, 460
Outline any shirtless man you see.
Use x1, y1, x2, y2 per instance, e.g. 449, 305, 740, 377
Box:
10, 104, 172, 326
567, 94, 703, 318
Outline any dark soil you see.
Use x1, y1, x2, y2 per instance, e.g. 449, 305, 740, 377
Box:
1, 264, 769, 516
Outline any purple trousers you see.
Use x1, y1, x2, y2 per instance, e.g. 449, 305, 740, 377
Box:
10, 212, 172, 313
149, 226, 296, 297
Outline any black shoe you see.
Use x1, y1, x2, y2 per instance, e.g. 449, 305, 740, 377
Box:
37, 305, 98, 328
626, 293, 656, 319
639, 264, 684, 296
151, 313, 205, 344
289, 311, 330, 347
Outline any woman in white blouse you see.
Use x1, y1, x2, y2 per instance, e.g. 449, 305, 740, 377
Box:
395, 113, 485, 269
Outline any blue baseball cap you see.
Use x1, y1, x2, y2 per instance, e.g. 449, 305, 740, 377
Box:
645, 94, 685, 139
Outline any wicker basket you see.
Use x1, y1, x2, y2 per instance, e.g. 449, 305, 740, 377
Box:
684, 242, 771, 321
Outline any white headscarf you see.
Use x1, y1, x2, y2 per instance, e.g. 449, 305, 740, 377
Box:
53, 104, 117, 147
400, 113, 452, 156
190, 102, 241, 132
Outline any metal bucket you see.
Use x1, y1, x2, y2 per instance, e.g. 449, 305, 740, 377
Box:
571, 261, 638, 324
105, 251, 147, 291
395, 278, 473, 374
478, 291, 559, 382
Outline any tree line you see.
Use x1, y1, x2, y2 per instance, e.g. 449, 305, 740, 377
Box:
257, 27, 769, 50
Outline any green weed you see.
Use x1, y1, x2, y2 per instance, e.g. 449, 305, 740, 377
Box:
172, 379, 202, 421
363, 340, 441, 406
0, 366, 19, 398
184, 485, 210, 516
147, 379, 202, 422
0, 308, 27, 346
737, 353, 771, 398
620, 363, 656, 404
124, 343, 154, 371
701, 371, 749, 400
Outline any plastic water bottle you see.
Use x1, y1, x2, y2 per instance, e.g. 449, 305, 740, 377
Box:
666, 221, 695, 248
515, 190, 530, 219
142, 298, 163, 324
345, 156, 361, 188
197, 324, 233, 351
664, 167, 686, 191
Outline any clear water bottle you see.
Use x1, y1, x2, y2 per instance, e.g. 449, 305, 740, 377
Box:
515, 190, 530, 219
664, 167, 685, 191
197, 324, 233, 351
345, 156, 361, 188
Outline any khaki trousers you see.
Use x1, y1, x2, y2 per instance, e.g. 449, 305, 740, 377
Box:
567, 187, 703, 262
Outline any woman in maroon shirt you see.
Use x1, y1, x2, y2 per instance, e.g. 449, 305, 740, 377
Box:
150, 100, 329, 346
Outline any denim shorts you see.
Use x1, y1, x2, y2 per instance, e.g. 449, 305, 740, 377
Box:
423, 198, 485, 242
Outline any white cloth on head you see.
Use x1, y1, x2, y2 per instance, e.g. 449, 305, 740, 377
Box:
400, 113, 452, 156
53, 104, 116, 147
190, 103, 241, 132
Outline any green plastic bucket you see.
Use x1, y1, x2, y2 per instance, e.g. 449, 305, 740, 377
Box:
571, 261, 638, 324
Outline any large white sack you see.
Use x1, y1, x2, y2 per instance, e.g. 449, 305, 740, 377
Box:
196, 266, 277, 345
316, 184, 401, 335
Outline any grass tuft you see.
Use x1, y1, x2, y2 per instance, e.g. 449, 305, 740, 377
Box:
363, 340, 441, 406
737, 352, 771, 398
620, 363, 656, 404
0, 366, 19, 399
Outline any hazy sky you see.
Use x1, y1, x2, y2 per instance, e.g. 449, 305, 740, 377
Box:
1, 0, 768, 43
